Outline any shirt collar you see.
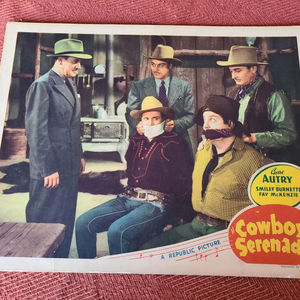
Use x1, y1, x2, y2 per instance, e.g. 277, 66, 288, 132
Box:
237, 75, 262, 101
154, 76, 170, 87
51, 68, 67, 83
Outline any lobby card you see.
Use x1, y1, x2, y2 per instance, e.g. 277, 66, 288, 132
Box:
0, 22, 299, 277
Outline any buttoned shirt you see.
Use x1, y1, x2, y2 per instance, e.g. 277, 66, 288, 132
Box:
192, 138, 273, 221
125, 131, 192, 195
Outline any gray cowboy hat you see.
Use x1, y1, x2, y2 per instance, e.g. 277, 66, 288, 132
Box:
145, 44, 182, 65
217, 45, 268, 67
130, 96, 174, 120
47, 38, 92, 59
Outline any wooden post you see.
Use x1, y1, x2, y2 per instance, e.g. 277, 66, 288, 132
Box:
139, 36, 152, 80
258, 37, 272, 83
105, 35, 115, 116
34, 33, 41, 80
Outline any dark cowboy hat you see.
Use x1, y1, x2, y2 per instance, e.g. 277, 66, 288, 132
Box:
195, 95, 244, 137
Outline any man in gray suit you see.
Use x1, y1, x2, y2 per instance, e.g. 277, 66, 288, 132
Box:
25, 38, 92, 258
126, 44, 195, 154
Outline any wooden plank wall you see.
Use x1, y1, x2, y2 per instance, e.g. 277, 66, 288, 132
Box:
171, 36, 246, 151
171, 37, 198, 154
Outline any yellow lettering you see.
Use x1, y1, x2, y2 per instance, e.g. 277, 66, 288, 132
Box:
247, 222, 257, 236
270, 238, 281, 252
256, 221, 271, 235
235, 219, 247, 237
291, 239, 300, 255
262, 239, 270, 253
284, 221, 296, 236
247, 239, 256, 253
255, 239, 263, 252
296, 224, 300, 238
271, 213, 283, 235
282, 238, 291, 254
235, 238, 248, 257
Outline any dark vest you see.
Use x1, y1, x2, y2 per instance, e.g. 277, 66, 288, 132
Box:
231, 80, 276, 135
230, 80, 295, 162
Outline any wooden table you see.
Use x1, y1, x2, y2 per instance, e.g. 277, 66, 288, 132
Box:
0, 222, 66, 257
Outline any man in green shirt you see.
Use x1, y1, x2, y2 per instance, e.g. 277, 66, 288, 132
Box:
217, 45, 297, 161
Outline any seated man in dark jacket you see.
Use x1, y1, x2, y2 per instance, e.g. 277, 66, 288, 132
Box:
76, 96, 193, 258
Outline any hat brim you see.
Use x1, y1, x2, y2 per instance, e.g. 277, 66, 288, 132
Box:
194, 105, 205, 126
216, 60, 268, 66
130, 107, 174, 120
144, 55, 182, 65
47, 53, 92, 59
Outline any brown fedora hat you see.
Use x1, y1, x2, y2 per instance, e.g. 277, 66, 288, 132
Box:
146, 44, 182, 65
130, 96, 174, 120
217, 45, 268, 67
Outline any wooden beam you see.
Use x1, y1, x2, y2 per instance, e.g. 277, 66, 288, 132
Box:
291, 99, 300, 105
40, 45, 54, 53
174, 48, 295, 57
12, 73, 34, 78
175, 49, 230, 56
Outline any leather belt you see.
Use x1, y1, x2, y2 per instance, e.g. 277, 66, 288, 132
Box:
195, 212, 229, 228
122, 186, 167, 206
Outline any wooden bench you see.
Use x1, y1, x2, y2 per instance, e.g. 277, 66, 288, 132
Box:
0, 222, 66, 257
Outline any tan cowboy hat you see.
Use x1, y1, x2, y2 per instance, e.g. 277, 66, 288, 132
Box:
130, 96, 174, 120
47, 38, 92, 59
217, 45, 268, 66
146, 44, 182, 65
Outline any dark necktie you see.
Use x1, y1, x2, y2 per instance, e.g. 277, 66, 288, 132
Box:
65, 79, 75, 98
201, 145, 229, 198
158, 81, 168, 106
65, 79, 76, 109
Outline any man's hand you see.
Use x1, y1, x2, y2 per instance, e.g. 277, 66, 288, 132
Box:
44, 172, 59, 189
80, 158, 86, 174
163, 224, 173, 232
242, 133, 257, 144
164, 119, 175, 132
136, 121, 145, 135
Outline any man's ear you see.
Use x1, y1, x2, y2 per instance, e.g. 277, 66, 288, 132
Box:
57, 57, 64, 64
228, 120, 235, 129
250, 65, 258, 75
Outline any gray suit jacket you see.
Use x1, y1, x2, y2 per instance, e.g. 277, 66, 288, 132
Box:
25, 70, 82, 180
126, 76, 195, 143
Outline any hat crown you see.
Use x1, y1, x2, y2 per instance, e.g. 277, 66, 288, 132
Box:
217, 45, 268, 66
130, 96, 174, 120
151, 44, 175, 60
146, 44, 182, 65
141, 96, 163, 111
228, 45, 258, 65
54, 39, 84, 55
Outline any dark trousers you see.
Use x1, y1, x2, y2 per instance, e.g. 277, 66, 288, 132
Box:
26, 176, 78, 258
140, 216, 226, 250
